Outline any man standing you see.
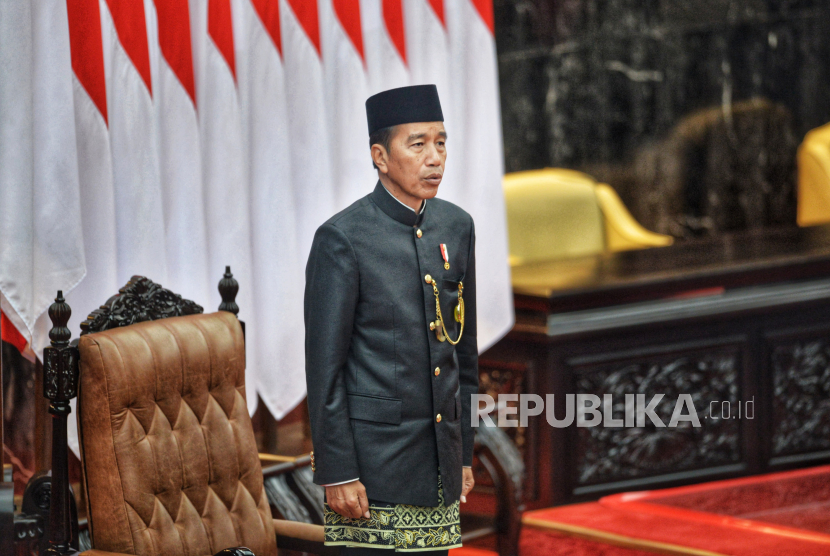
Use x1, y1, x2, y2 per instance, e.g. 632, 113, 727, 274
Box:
304, 84, 478, 555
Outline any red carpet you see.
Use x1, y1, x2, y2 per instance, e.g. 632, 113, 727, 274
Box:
451, 526, 656, 556
523, 465, 830, 556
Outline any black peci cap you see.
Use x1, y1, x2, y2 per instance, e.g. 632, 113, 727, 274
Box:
365, 85, 444, 135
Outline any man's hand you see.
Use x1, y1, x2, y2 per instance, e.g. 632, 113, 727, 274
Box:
460, 467, 475, 503
326, 480, 371, 519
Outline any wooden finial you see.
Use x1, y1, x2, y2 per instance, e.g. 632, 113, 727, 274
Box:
48, 291, 72, 345
218, 265, 240, 316
43, 292, 78, 405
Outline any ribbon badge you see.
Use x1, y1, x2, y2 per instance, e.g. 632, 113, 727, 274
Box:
440, 243, 449, 270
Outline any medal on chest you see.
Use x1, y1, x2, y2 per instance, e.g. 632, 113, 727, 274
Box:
440, 243, 450, 270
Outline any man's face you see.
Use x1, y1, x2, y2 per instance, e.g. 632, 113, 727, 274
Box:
374, 121, 447, 203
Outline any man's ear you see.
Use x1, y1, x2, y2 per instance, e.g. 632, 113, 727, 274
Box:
371, 144, 389, 174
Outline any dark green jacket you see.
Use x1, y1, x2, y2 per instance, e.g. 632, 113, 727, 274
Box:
304, 181, 478, 506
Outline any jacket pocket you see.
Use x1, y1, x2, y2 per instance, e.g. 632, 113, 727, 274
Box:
347, 392, 402, 425
440, 274, 465, 338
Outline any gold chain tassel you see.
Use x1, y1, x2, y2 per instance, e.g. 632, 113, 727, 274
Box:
430, 280, 464, 345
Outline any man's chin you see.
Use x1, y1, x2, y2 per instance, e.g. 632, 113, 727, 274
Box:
419, 181, 441, 197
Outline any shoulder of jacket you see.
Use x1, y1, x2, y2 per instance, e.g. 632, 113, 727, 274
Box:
430, 197, 474, 227
315, 196, 373, 236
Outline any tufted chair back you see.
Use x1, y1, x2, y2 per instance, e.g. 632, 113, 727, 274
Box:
76, 311, 276, 556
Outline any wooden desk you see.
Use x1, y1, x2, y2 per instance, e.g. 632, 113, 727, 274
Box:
481, 225, 830, 509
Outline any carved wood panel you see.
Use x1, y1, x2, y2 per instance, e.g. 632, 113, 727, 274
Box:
770, 337, 830, 457
569, 344, 742, 486
477, 360, 537, 500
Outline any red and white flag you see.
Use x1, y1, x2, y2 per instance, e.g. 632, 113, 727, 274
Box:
446, 0, 513, 350
100, 0, 168, 285
238, 0, 306, 419
361, 0, 409, 95
149, 0, 211, 305
0, 0, 86, 356
61, 0, 120, 365
280, 0, 334, 256
321, 0, 375, 208
191, 0, 258, 412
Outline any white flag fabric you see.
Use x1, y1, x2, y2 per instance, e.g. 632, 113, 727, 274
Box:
280, 0, 335, 257
100, 0, 169, 285
320, 0, 376, 208
0, 0, 86, 355
191, 0, 258, 414
361, 0, 409, 95
447, 0, 513, 350
65, 0, 118, 333
238, 0, 306, 419
149, 0, 211, 306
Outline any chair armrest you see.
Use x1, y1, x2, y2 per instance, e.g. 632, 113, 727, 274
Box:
260, 452, 312, 478
273, 519, 324, 542
274, 519, 339, 556
595, 183, 674, 251
81, 551, 133, 556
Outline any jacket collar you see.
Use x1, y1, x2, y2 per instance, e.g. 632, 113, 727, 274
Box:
370, 180, 426, 227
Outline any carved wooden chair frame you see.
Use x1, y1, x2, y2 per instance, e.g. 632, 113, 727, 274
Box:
11, 268, 332, 556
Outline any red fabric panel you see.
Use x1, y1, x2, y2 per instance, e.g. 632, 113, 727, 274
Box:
382, 0, 406, 64
1, 311, 28, 355
333, 0, 364, 61
208, 0, 236, 79
66, 0, 108, 123
153, 0, 196, 104
286, 0, 321, 57
470, 0, 494, 35
105, 0, 153, 95
251, 0, 282, 56
427, 0, 444, 28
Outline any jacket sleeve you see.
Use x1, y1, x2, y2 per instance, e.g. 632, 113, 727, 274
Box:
304, 223, 361, 485
458, 217, 479, 467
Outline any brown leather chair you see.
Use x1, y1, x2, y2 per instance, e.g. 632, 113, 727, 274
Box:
27, 270, 328, 556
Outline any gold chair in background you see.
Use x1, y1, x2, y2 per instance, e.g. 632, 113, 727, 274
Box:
503, 168, 672, 266
797, 122, 830, 226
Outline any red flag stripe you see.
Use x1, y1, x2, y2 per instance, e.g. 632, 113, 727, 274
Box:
286, 0, 321, 57
153, 0, 197, 104
1, 311, 28, 355
427, 0, 445, 28
251, 0, 282, 56
208, 0, 237, 80
382, 0, 406, 64
333, 0, 364, 62
105, 0, 153, 95
470, 0, 494, 35
67, 0, 108, 123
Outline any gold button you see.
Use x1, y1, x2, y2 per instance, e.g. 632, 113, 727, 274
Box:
425, 274, 432, 284
416, 229, 423, 238
436, 414, 442, 423
434, 367, 440, 376
429, 321, 436, 330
